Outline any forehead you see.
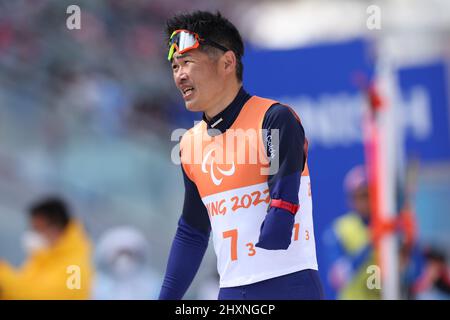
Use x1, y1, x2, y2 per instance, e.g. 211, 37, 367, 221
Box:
171, 48, 209, 62
31, 214, 51, 230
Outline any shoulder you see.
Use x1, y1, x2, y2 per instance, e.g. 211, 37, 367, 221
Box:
333, 212, 362, 231
333, 212, 370, 253
263, 103, 304, 133
180, 121, 206, 149
183, 120, 205, 138
265, 103, 301, 123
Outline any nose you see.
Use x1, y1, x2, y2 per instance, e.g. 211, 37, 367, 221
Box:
174, 66, 188, 85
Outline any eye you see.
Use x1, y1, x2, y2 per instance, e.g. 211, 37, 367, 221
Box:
172, 64, 179, 71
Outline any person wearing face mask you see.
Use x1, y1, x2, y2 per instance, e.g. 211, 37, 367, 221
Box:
92, 226, 161, 300
0, 197, 93, 299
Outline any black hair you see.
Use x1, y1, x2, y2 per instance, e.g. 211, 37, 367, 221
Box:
424, 247, 447, 263
29, 197, 71, 230
165, 11, 244, 81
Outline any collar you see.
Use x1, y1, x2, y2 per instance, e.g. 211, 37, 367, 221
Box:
202, 87, 251, 135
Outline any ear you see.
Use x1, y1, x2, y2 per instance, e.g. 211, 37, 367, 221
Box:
221, 50, 237, 76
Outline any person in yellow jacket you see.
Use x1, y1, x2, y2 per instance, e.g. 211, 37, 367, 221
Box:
323, 166, 380, 300
0, 197, 93, 299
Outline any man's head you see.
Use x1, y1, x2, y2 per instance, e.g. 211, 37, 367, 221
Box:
165, 11, 244, 115
27, 197, 71, 248
344, 165, 371, 220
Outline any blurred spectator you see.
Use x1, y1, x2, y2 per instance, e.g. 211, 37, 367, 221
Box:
125, 93, 172, 137
411, 247, 450, 300
0, 197, 93, 299
50, 67, 130, 136
0, 0, 191, 139
322, 165, 379, 299
93, 226, 160, 300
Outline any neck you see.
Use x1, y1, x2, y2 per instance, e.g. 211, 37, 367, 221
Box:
204, 80, 241, 120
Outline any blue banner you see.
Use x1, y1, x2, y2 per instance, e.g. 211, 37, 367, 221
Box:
243, 39, 449, 298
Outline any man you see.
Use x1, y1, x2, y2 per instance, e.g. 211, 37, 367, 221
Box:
412, 247, 450, 300
160, 11, 323, 300
0, 197, 93, 299
322, 165, 379, 299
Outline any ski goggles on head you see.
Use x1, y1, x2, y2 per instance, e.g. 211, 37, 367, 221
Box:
167, 29, 230, 61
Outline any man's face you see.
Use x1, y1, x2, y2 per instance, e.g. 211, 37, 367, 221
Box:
351, 186, 371, 220
30, 215, 61, 246
171, 49, 224, 112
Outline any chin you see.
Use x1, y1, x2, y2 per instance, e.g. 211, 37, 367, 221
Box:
185, 100, 203, 112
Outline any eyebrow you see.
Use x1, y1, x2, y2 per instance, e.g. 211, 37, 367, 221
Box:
172, 53, 192, 62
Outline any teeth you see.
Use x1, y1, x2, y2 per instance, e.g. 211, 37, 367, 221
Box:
183, 87, 194, 94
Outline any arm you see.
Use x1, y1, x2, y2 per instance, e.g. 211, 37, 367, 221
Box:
0, 260, 17, 299
256, 104, 306, 250
322, 227, 372, 290
0, 256, 91, 300
159, 166, 211, 300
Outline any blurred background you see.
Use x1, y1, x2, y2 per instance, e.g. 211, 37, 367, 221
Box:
0, 0, 449, 299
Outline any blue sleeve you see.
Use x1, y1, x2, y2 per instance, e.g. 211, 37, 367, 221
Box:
159, 166, 211, 300
256, 104, 306, 250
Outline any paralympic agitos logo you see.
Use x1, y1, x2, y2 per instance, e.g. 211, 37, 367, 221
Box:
171, 125, 280, 179
201, 148, 236, 186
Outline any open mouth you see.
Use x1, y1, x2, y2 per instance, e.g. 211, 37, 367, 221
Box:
182, 87, 194, 98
